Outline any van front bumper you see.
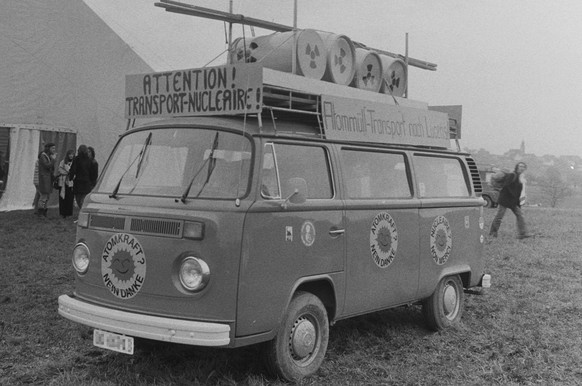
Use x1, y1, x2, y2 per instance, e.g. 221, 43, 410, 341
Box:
58, 295, 230, 346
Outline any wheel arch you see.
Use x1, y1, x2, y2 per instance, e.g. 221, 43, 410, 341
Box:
289, 276, 337, 322
437, 266, 471, 289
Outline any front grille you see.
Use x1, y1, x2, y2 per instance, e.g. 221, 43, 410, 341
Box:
465, 157, 483, 194
130, 217, 182, 237
89, 214, 183, 238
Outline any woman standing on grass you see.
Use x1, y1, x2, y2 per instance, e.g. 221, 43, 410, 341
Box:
56, 150, 75, 218
69, 145, 96, 210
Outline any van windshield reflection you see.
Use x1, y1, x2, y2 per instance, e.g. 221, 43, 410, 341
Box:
98, 128, 252, 199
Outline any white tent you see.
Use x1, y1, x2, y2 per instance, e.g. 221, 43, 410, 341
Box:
0, 0, 153, 211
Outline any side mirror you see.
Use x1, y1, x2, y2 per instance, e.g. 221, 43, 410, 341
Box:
281, 178, 307, 208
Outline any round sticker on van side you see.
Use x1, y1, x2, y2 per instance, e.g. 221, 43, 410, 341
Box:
430, 216, 452, 265
301, 221, 316, 247
370, 212, 398, 268
101, 233, 146, 299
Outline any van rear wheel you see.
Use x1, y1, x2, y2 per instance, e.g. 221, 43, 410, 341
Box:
422, 275, 464, 331
263, 291, 329, 382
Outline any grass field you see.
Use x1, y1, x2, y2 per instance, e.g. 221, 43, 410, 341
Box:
1, 205, 581, 385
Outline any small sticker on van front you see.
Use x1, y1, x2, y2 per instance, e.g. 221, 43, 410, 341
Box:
286, 226, 293, 242
370, 212, 398, 268
430, 216, 452, 265
101, 233, 146, 299
301, 221, 316, 247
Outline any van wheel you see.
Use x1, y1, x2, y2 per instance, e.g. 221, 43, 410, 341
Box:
483, 195, 493, 208
263, 291, 329, 382
422, 275, 464, 331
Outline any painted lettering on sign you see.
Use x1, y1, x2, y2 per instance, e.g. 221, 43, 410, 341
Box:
101, 233, 146, 299
321, 95, 450, 148
430, 215, 452, 265
370, 212, 398, 268
125, 64, 263, 118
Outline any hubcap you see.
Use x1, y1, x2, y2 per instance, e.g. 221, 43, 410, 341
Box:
443, 283, 458, 317
290, 316, 316, 359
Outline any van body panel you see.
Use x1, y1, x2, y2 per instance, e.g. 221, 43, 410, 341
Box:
236, 199, 344, 337
417, 204, 483, 298
342, 200, 421, 315
73, 195, 249, 323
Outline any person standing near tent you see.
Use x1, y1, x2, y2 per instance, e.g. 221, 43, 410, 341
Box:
88, 146, 99, 190
32, 157, 40, 211
69, 144, 96, 210
37, 143, 57, 217
56, 149, 75, 218
489, 162, 531, 239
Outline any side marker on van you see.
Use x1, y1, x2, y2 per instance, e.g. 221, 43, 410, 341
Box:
58, 62, 489, 382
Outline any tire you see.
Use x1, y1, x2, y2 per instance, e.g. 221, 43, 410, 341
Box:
263, 291, 329, 382
422, 275, 465, 331
483, 195, 493, 208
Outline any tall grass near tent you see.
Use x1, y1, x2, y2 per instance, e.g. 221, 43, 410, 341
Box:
1, 207, 581, 385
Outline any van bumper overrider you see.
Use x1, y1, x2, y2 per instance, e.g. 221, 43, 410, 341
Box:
58, 295, 230, 346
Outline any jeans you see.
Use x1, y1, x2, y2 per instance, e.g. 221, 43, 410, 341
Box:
489, 204, 528, 237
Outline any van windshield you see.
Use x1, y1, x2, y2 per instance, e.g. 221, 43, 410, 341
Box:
97, 127, 252, 199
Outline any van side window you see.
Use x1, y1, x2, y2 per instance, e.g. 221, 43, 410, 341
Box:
413, 155, 470, 197
261, 144, 280, 198
341, 149, 411, 198
262, 143, 333, 199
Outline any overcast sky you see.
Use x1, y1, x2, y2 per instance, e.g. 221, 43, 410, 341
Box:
84, 0, 582, 157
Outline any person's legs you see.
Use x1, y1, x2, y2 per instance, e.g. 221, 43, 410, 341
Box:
38, 192, 50, 216
511, 206, 529, 238
489, 205, 507, 237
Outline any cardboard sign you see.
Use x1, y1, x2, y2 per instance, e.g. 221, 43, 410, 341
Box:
321, 95, 451, 148
125, 64, 263, 118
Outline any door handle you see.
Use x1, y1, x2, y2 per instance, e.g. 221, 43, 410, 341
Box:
329, 228, 345, 236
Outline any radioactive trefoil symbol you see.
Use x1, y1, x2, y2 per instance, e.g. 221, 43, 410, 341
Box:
334, 48, 347, 73
362, 64, 376, 87
389, 70, 401, 92
305, 44, 320, 69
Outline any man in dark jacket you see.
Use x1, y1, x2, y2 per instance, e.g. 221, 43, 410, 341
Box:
489, 162, 530, 239
37, 143, 56, 217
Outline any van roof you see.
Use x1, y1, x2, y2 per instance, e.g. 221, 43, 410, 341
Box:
128, 115, 467, 155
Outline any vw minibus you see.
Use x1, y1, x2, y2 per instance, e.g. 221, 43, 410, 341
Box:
58, 63, 489, 381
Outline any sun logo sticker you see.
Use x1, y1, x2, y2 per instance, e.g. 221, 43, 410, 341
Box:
101, 233, 146, 299
370, 212, 398, 268
430, 216, 452, 265
301, 221, 316, 247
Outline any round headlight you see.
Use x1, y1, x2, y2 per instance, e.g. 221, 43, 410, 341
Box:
179, 257, 210, 292
72, 243, 90, 274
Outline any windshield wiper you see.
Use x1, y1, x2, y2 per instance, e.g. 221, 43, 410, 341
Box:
109, 132, 152, 199
180, 132, 219, 203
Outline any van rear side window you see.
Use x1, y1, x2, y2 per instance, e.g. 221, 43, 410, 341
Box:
341, 149, 411, 199
261, 143, 333, 199
413, 155, 470, 198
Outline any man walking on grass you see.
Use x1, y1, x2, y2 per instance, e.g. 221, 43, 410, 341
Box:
489, 162, 531, 239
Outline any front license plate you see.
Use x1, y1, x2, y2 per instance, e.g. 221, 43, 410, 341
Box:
93, 329, 134, 355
